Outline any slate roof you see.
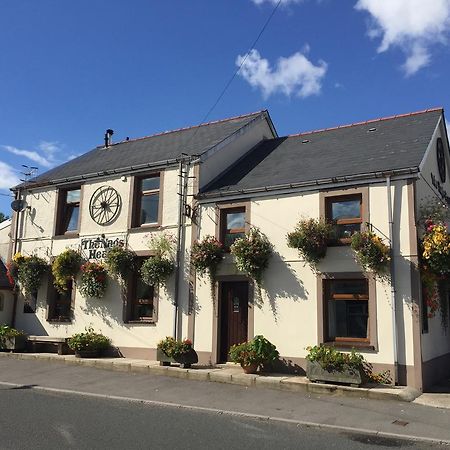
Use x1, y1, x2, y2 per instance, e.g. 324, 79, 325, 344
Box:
0, 261, 11, 290
24, 111, 266, 188
202, 108, 443, 196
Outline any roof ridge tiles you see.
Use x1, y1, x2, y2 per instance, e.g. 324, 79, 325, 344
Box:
287, 107, 443, 138
110, 110, 266, 146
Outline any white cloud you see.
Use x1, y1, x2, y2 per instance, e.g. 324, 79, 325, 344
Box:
355, 0, 450, 75
2, 145, 53, 168
0, 161, 20, 189
236, 49, 327, 98
38, 141, 61, 159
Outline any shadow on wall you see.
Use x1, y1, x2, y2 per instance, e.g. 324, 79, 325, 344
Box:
263, 252, 308, 322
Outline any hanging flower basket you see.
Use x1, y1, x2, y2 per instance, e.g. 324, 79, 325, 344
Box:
105, 245, 135, 284
79, 262, 108, 299
52, 248, 84, 293
287, 218, 333, 270
351, 231, 390, 276
191, 235, 224, 300
13, 253, 49, 296
230, 227, 273, 301
140, 233, 176, 288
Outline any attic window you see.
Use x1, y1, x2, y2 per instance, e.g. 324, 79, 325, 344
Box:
368, 127, 377, 132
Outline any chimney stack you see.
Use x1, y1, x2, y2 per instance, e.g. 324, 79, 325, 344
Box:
104, 129, 114, 148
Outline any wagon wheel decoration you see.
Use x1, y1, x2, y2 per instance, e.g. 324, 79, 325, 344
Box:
89, 186, 122, 225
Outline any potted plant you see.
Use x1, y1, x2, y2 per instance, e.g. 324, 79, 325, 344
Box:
52, 248, 84, 293
228, 335, 279, 374
79, 262, 108, 299
230, 227, 273, 301
287, 218, 333, 270
0, 325, 26, 352
306, 345, 365, 386
67, 327, 111, 358
157, 336, 198, 368
351, 230, 390, 276
140, 233, 175, 288
191, 235, 224, 300
105, 245, 135, 284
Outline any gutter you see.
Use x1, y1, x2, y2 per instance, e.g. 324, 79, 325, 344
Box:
197, 167, 420, 201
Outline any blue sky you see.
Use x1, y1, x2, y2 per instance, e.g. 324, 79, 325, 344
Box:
1, 0, 449, 214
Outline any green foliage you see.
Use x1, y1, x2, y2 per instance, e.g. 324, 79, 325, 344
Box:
228, 335, 279, 368
52, 249, 83, 293
140, 233, 176, 287
287, 218, 333, 268
230, 227, 273, 287
140, 257, 174, 287
351, 231, 390, 276
105, 245, 135, 282
191, 236, 224, 301
306, 345, 364, 372
17, 255, 49, 296
79, 262, 108, 299
0, 325, 25, 339
157, 336, 193, 358
67, 327, 111, 352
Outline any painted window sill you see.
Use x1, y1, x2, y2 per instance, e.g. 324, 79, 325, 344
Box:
53, 233, 79, 240
47, 319, 72, 323
323, 341, 375, 351
125, 320, 157, 325
129, 224, 161, 233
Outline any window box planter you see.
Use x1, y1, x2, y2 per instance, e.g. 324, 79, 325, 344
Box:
0, 335, 27, 352
75, 349, 101, 358
306, 360, 363, 386
156, 347, 198, 369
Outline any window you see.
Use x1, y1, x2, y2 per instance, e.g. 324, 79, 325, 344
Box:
220, 207, 246, 249
325, 279, 369, 343
48, 280, 73, 322
132, 175, 160, 227
126, 258, 157, 323
56, 187, 81, 235
326, 194, 362, 243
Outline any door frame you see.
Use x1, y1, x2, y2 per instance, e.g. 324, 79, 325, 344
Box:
212, 275, 254, 365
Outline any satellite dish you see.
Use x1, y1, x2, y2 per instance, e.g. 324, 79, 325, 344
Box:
11, 199, 27, 212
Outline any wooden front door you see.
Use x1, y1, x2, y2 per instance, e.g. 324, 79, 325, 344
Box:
219, 281, 248, 362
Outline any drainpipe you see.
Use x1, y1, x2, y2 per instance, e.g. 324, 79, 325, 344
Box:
173, 158, 189, 340
386, 175, 399, 385
11, 188, 21, 328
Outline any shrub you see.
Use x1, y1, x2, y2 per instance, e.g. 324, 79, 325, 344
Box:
79, 262, 108, 299
157, 336, 193, 358
0, 325, 25, 339
52, 249, 83, 293
287, 218, 333, 269
306, 345, 364, 373
67, 327, 111, 352
229, 335, 279, 368
105, 245, 135, 283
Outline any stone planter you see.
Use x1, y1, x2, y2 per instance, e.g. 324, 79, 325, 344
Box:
157, 348, 198, 369
75, 349, 101, 358
306, 360, 363, 386
0, 335, 27, 352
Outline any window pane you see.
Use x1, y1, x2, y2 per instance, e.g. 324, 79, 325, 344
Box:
136, 278, 153, 300
141, 177, 160, 191
224, 232, 245, 248
336, 223, 361, 239
66, 189, 80, 203
328, 299, 368, 339
134, 303, 153, 319
331, 279, 368, 296
65, 205, 79, 232
226, 212, 245, 230
140, 194, 159, 224
331, 199, 360, 220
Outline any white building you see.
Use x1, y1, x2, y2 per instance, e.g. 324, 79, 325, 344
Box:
3, 108, 450, 390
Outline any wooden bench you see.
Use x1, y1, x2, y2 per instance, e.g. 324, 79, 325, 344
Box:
27, 336, 71, 355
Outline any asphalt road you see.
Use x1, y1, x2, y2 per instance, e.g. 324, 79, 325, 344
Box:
0, 387, 443, 450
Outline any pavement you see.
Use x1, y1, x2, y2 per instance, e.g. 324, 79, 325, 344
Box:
0, 354, 450, 445
0, 351, 422, 403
